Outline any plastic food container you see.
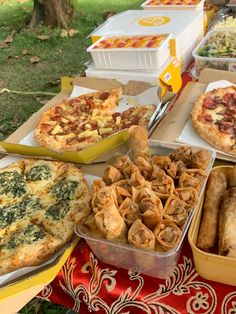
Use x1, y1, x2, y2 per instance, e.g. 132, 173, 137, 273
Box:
141, 0, 204, 11
76, 141, 215, 279
188, 165, 236, 286
192, 30, 236, 76
87, 34, 171, 70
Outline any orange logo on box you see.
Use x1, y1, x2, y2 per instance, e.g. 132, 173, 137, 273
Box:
138, 16, 170, 27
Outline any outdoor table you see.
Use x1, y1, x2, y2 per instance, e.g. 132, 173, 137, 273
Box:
37, 69, 236, 314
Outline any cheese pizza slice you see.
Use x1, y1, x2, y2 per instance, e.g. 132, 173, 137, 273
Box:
0, 223, 63, 275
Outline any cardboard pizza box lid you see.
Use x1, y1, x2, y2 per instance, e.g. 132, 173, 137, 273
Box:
151, 68, 236, 163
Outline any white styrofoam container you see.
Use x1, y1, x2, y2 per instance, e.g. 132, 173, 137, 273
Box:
192, 30, 236, 76
89, 10, 204, 71
141, 0, 204, 11
87, 34, 171, 70
85, 58, 172, 85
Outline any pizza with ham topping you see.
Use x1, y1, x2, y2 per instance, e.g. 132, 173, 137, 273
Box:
35, 88, 156, 153
190, 86, 236, 155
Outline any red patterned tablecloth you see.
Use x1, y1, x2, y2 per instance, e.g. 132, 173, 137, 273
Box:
39, 239, 236, 314
39, 67, 236, 313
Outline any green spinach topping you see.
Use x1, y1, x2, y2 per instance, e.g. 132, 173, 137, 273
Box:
7, 224, 46, 250
0, 171, 26, 197
26, 165, 51, 181
0, 196, 43, 228
45, 200, 70, 221
52, 179, 78, 200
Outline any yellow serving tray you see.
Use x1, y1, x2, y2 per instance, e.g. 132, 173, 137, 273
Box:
0, 129, 129, 164
188, 165, 236, 286
0, 237, 80, 301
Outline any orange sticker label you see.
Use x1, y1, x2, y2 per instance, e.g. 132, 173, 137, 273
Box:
138, 16, 170, 27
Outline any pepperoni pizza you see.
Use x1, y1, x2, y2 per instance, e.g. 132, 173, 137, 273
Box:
190, 86, 236, 155
35, 88, 156, 153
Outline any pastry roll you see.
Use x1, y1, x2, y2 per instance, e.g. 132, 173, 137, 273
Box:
129, 125, 149, 163
92, 179, 106, 194
95, 200, 128, 243
179, 172, 202, 191
188, 149, 211, 170
197, 170, 227, 253
119, 198, 140, 226
113, 156, 132, 172
78, 212, 104, 238
102, 165, 123, 185
165, 160, 187, 179
163, 194, 188, 227
122, 163, 141, 179
151, 156, 171, 169
174, 187, 198, 211
169, 146, 193, 164
92, 186, 118, 212
154, 219, 181, 252
150, 165, 166, 180
128, 219, 155, 250
151, 174, 175, 200
218, 187, 236, 258
134, 156, 152, 179
132, 187, 164, 230
115, 185, 131, 205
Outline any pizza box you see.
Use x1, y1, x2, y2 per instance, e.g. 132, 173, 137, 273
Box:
89, 10, 204, 72
0, 77, 175, 165
150, 68, 236, 163
141, 0, 204, 11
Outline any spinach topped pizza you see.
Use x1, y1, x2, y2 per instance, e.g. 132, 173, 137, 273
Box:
0, 158, 91, 276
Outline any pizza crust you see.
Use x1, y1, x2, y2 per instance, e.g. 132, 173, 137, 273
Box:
190, 86, 236, 156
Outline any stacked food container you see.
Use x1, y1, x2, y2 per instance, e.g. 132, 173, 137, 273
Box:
85, 9, 204, 84
193, 15, 236, 75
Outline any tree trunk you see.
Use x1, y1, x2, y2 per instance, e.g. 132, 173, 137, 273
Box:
29, 0, 72, 29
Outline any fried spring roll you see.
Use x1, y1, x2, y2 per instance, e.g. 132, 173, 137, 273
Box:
128, 219, 155, 250
129, 126, 149, 163
197, 171, 227, 253
218, 187, 236, 258
154, 219, 181, 252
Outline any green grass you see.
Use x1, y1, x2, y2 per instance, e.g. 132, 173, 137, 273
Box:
0, 1, 144, 312
0, 0, 143, 139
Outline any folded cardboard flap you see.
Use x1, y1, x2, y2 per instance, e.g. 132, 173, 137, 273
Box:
199, 68, 236, 84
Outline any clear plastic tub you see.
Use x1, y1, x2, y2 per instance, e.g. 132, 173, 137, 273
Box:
141, 0, 204, 11
76, 141, 215, 279
188, 165, 236, 286
87, 34, 171, 71
192, 30, 236, 76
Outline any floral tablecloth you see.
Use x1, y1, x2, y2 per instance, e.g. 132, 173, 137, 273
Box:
39, 239, 236, 314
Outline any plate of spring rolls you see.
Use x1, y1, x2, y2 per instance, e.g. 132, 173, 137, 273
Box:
188, 165, 236, 286
76, 126, 215, 279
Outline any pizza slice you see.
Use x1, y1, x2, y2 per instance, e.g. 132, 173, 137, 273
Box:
0, 160, 27, 206
50, 165, 91, 203
67, 87, 122, 111
191, 86, 236, 155
24, 159, 68, 201
38, 199, 91, 243
0, 223, 63, 275
0, 195, 45, 238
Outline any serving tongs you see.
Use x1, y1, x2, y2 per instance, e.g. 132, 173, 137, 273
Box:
148, 86, 176, 136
